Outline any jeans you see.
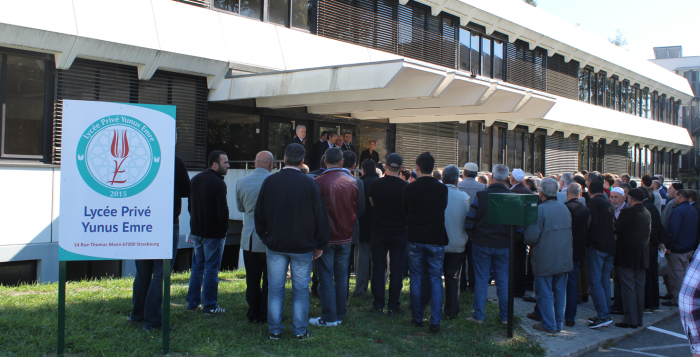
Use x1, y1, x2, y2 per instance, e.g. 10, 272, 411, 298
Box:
565, 260, 582, 322
472, 243, 509, 322
408, 243, 444, 325
186, 236, 226, 311
587, 247, 614, 319
535, 273, 568, 332
267, 249, 313, 335
371, 234, 406, 311
317, 243, 352, 323
131, 224, 179, 328
243, 250, 268, 323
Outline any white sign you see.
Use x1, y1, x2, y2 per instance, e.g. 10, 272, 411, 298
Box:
59, 100, 176, 260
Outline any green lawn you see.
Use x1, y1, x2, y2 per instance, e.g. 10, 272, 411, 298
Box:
0, 270, 544, 356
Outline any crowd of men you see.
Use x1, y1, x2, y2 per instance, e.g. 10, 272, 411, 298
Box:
128, 142, 700, 351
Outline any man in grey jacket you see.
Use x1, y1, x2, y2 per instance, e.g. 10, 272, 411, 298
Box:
440, 165, 469, 319
524, 178, 573, 334
457, 162, 485, 292
235, 151, 273, 323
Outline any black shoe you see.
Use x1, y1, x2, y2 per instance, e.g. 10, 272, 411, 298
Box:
610, 309, 624, 315
513, 293, 525, 299
411, 320, 423, 327
522, 296, 537, 303
588, 317, 613, 329
527, 312, 542, 322
581, 295, 589, 302
660, 294, 672, 300
295, 330, 312, 340
388, 308, 404, 316
429, 324, 440, 333
369, 307, 384, 314
565, 321, 575, 327
661, 301, 678, 307
615, 322, 637, 328
269, 332, 282, 340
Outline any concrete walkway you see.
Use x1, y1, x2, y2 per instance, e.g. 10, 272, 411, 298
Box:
487, 281, 678, 357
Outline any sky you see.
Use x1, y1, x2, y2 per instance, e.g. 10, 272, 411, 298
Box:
535, 0, 700, 59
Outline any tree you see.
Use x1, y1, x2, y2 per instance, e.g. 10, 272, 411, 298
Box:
608, 29, 629, 47
523, 0, 537, 6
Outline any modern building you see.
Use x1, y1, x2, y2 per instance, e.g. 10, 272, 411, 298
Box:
649, 46, 700, 187
0, 0, 693, 283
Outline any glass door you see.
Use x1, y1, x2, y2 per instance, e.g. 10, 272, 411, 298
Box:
263, 116, 310, 166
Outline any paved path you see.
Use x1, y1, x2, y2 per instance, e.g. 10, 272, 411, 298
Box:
487, 280, 679, 357
585, 317, 691, 357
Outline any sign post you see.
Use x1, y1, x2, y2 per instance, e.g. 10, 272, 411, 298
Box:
57, 100, 176, 356
488, 193, 539, 338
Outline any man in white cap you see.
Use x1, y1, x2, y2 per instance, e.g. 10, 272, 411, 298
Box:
457, 162, 485, 293
509, 169, 532, 194
610, 187, 628, 219
609, 185, 629, 315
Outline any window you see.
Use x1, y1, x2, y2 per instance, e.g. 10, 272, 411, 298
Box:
470, 32, 480, 74
268, 0, 289, 27
214, 0, 263, 20
643, 89, 649, 118
291, 0, 312, 30
606, 77, 613, 109
534, 135, 544, 174
1, 52, 51, 158
596, 72, 605, 106
481, 125, 491, 172
524, 133, 533, 173
458, 29, 504, 79
481, 37, 492, 78
621, 81, 628, 113
207, 104, 261, 166
630, 86, 637, 115
493, 40, 504, 80
506, 129, 516, 168
458, 28, 471, 72
215, 0, 310, 30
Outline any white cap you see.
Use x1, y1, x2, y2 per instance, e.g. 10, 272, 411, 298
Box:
464, 162, 478, 172
512, 169, 525, 182
611, 187, 625, 195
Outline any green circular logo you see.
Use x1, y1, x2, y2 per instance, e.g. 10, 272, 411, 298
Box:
76, 115, 161, 198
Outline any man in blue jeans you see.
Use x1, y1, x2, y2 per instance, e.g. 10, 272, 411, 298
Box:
130, 155, 190, 330
186, 151, 230, 315
464, 164, 514, 326
402, 152, 448, 332
524, 178, 573, 334
586, 180, 617, 329
255, 143, 330, 340
312, 147, 362, 327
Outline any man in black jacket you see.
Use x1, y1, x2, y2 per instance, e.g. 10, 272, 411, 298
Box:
586, 181, 617, 329
186, 151, 230, 315
356, 159, 379, 298
464, 164, 514, 327
639, 187, 666, 311
563, 183, 590, 327
613, 188, 651, 328
311, 131, 328, 170
255, 143, 330, 340
130, 155, 190, 330
403, 152, 447, 332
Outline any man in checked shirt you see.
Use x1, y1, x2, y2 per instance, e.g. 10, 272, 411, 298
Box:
679, 249, 700, 356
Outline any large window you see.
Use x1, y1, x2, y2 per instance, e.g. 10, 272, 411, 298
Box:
214, 0, 311, 31
458, 29, 504, 80
207, 103, 261, 167
0, 50, 52, 159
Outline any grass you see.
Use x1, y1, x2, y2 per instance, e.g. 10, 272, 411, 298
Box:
0, 270, 545, 356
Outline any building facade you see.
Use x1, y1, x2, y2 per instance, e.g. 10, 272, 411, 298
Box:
0, 0, 693, 282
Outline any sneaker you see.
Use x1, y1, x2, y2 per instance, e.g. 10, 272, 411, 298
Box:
527, 312, 542, 322
587, 316, 597, 323
588, 317, 613, 329
309, 317, 337, 327
336, 320, 342, 325
429, 324, 440, 333
204, 306, 227, 315
296, 330, 312, 340
410, 319, 423, 327
465, 317, 484, 324
187, 304, 202, 311
269, 332, 282, 340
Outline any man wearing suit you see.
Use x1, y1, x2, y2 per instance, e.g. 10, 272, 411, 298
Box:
613, 188, 651, 328
558, 173, 586, 207
283, 125, 306, 155
610, 186, 629, 315
316, 132, 337, 169
341, 133, 355, 152
235, 151, 274, 324
509, 168, 532, 298
311, 132, 328, 171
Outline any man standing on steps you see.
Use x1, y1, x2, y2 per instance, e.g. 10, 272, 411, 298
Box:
235, 151, 274, 324
186, 150, 230, 315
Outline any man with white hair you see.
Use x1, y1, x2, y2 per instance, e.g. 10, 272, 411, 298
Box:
558, 173, 586, 207
609, 186, 629, 316
509, 168, 532, 194
610, 187, 628, 219
283, 125, 306, 153
465, 164, 515, 325
524, 178, 573, 333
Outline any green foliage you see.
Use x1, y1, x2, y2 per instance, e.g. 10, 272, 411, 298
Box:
523, 0, 537, 6
0, 270, 545, 356
608, 29, 629, 47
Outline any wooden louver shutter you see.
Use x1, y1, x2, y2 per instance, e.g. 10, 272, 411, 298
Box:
506, 39, 546, 92
544, 132, 578, 175
53, 59, 208, 168
395, 122, 458, 169
546, 54, 579, 100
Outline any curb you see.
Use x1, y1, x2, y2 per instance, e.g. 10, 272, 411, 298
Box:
542, 309, 681, 357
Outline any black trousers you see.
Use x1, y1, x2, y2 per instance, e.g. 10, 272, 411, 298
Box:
524, 246, 534, 291
513, 240, 527, 297
645, 245, 660, 309
243, 250, 268, 323
612, 268, 623, 312
371, 234, 406, 311
465, 240, 475, 292
443, 252, 463, 318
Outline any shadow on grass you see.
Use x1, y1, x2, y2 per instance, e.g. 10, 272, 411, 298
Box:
0, 272, 544, 357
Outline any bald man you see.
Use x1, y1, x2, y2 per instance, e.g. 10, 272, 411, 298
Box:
236, 151, 274, 323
